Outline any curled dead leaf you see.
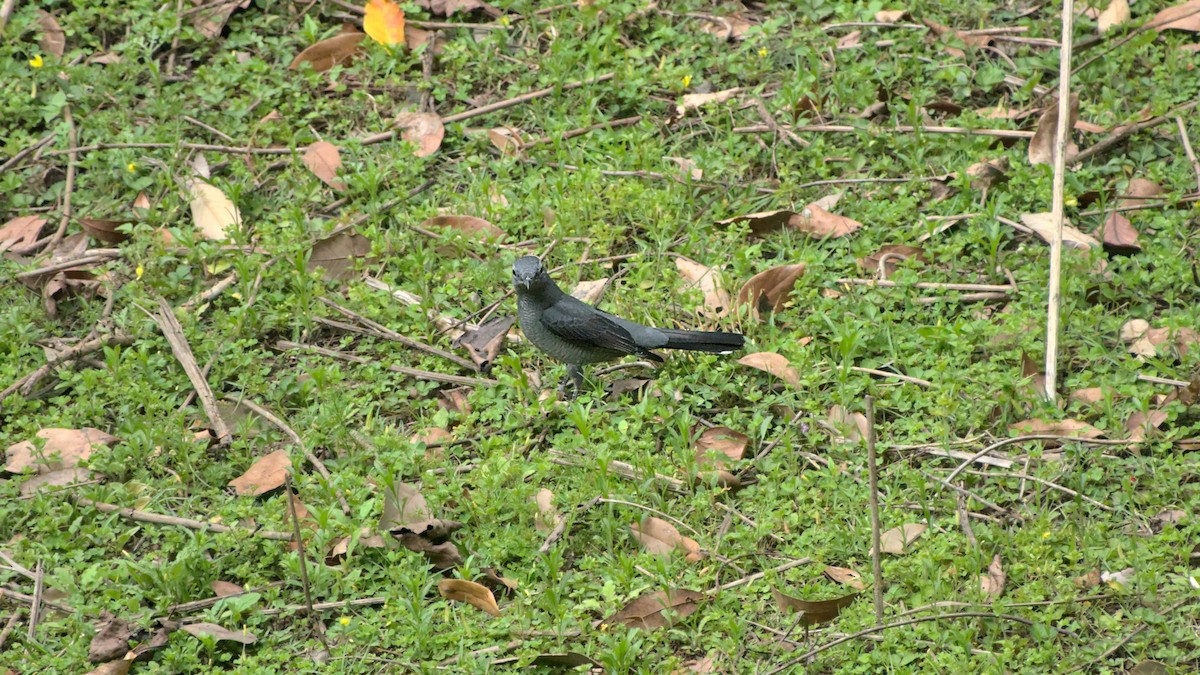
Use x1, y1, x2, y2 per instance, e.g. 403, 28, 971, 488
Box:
302, 141, 347, 191
1018, 212, 1101, 250
675, 88, 742, 118
420, 215, 503, 239
394, 112, 444, 157
5, 428, 120, 474
857, 245, 924, 279
0, 215, 48, 254
570, 278, 609, 305
772, 588, 858, 625
438, 578, 501, 616
738, 352, 801, 388
966, 156, 1009, 190
1028, 94, 1079, 166
1098, 0, 1131, 33
874, 523, 926, 555
1094, 211, 1140, 254
793, 203, 861, 238
290, 31, 365, 72
307, 231, 371, 281
37, 10, 66, 57
1152, 0, 1200, 32
607, 589, 704, 630
1007, 418, 1105, 439
631, 516, 704, 562
828, 405, 869, 443
674, 256, 730, 318
533, 488, 559, 533
980, 555, 1006, 598
823, 565, 866, 590
736, 263, 806, 317
228, 450, 292, 496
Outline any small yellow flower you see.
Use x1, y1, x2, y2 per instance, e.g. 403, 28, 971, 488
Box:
29, 55, 44, 68
127, 162, 137, 173
338, 617, 350, 626
758, 47, 768, 57
1065, 196, 1077, 207
1041, 531, 1051, 539
136, 264, 144, 279
682, 74, 692, 89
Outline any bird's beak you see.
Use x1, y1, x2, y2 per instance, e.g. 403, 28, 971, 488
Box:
514, 274, 532, 290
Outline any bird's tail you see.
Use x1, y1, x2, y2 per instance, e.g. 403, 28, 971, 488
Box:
659, 328, 745, 354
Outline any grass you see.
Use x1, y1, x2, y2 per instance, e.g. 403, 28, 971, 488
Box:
2, 0, 1199, 672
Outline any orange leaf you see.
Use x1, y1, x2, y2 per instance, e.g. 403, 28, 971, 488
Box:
364, 0, 406, 46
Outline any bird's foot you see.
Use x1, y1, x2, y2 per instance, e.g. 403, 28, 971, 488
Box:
556, 365, 585, 400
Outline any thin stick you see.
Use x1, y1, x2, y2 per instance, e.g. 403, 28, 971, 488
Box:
865, 396, 884, 625
258, 596, 388, 617
0, 132, 55, 174
285, 475, 329, 651
846, 366, 932, 387
73, 496, 294, 541
1071, 100, 1199, 165
13, 251, 123, 280
0, 611, 19, 650
598, 498, 703, 539
1177, 117, 1200, 194
1045, 0, 1075, 404
733, 124, 1034, 140
26, 561, 42, 640
276, 340, 496, 387
959, 469, 1114, 512
768, 611, 1076, 673
0, 333, 135, 404
945, 435, 1138, 483
153, 298, 231, 444
836, 278, 1013, 293
709, 557, 812, 594
225, 396, 351, 516
47, 103, 78, 248
1136, 374, 1189, 387
714, 502, 785, 543
1085, 596, 1194, 668
538, 496, 600, 554
316, 298, 475, 370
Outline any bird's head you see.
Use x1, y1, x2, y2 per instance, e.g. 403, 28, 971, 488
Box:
512, 255, 548, 293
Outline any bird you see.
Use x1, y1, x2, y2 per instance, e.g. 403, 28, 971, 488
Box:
511, 255, 745, 395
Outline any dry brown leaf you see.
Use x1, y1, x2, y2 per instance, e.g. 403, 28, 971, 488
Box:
664, 156, 703, 180
772, 588, 858, 625
738, 352, 801, 388
694, 426, 748, 464
1120, 318, 1156, 357
1028, 94, 1079, 166
1094, 211, 1140, 253
1098, 0, 1132, 33
1125, 409, 1168, 442
533, 488, 559, 533
79, 219, 131, 245
793, 204, 861, 238
0, 215, 47, 254
380, 482, 432, 530
438, 386, 471, 414
493, 653, 600, 669
438, 578, 501, 616
736, 263, 806, 317
675, 88, 742, 117
836, 30, 862, 49
487, 127, 524, 156
875, 523, 926, 555
289, 31, 365, 72
191, 0, 243, 40
967, 156, 1009, 190
823, 565, 866, 590
89, 612, 136, 663
180, 622, 257, 645
857, 245, 924, 278
570, 278, 609, 305
187, 179, 241, 240
394, 112, 444, 157
875, 9, 906, 22
1008, 418, 1105, 439
228, 450, 292, 496
674, 256, 730, 318
1152, 0, 1200, 32
1122, 177, 1164, 205
631, 516, 703, 562
980, 555, 1006, 598
5, 428, 120, 474
1019, 212, 1101, 250
420, 214, 503, 239
37, 10, 66, 57
607, 589, 704, 630
698, 15, 751, 40
19, 467, 93, 497
416, 0, 500, 17
828, 405, 869, 443
303, 141, 346, 191
715, 209, 797, 236
1070, 387, 1108, 404
456, 315, 515, 372
211, 580, 244, 597
308, 232, 371, 281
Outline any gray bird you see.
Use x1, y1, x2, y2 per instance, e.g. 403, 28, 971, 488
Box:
511, 255, 745, 394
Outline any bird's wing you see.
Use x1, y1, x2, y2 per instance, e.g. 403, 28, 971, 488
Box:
540, 297, 644, 356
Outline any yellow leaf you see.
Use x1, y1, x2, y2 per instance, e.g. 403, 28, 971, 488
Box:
364, 0, 406, 47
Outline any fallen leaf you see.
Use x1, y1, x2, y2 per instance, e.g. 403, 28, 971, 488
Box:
716, 209, 798, 236
1018, 212, 1101, 249
394, 112, 444, 157
664, 156, 703, 180
37, 10, 66, 57
187, 179, 241, 240
694, 426, 748, 464
738, 352, 801, 388
1130, 661, 1172, 675
607, 589, 704, 630
0, 215, 47, 254
533, 488, 559, 533
5, 428, 120, 474
1093, 211, 1140, 254
211, 580, 244, 597
980, 555, 1006, 598
1125, 409, 1168, 442
631, 516, 703, 562
289, 31, 366, 72
674, 256, 730, 318
772, 588, 858, 625
19, 467, 93, 497
792, 203, 861, 238
191, 0, 243, 39
227, 450, 292, 496
857, 245, 924, 278
1069, 387, 1107, 404
1120, 318, 1156, 357
89, 612, 135, 663
1020, 350, 1048, 399
1028, 95, 1079, 166
439, 387, 471, 414
675, 88, 742, 118
1007, 418, 1105, 439
836, 30, 862, 49
438, 578, 501, 616
828, 405, 869, 443
1120, 178, 1164, 207
570, 278, 609, 305
1151, 509, 1187, 527
364, 0, 406, 46
1101, 567, 1135, 588
420, 215, 503, 239
875, 523, 926, 555
180, 622, 257, 645
736, 263, 806, 317
1098, 0, 1131, 32
455, 315, 515, 372
492, 653, 600, 668
698, 15, 751, 40
967, 156, 1009, 190
1074, 568, 1102, 588
487, 127, 524, 156
79, 219, 131, 245
875, 9, 906, 22
1152, 0, 1200, 32
416, 0, 500, 17
303, 141, 346, 191
308, 231, 371, 281
823, 565, 866, 590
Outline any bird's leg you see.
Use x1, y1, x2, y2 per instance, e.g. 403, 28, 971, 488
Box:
558, 364, 584, 399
